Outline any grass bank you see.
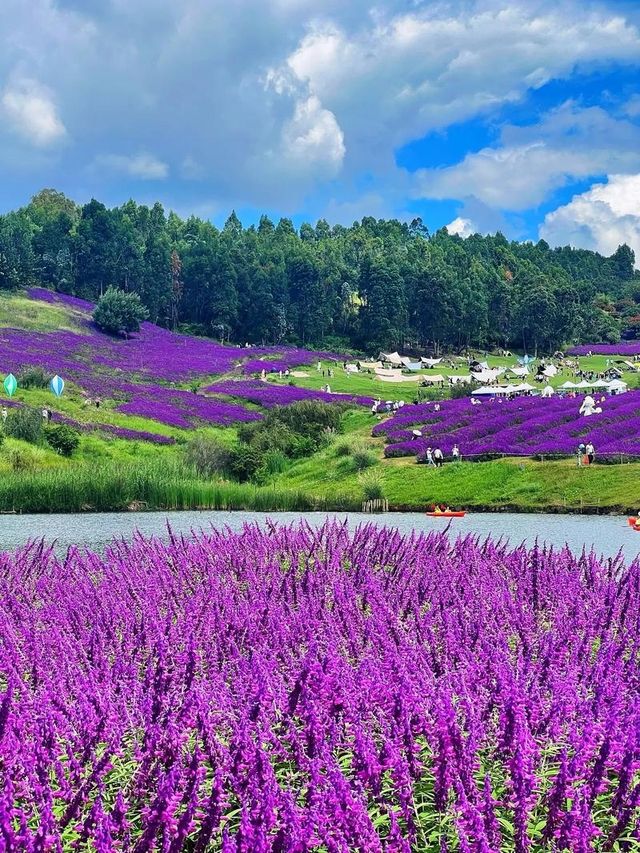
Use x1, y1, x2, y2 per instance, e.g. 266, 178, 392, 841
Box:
271, 419, 640, 514
2, 425, 639, 515
0, 459, 356, 514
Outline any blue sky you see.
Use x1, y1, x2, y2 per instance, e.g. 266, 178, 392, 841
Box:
1, 0, 639, 259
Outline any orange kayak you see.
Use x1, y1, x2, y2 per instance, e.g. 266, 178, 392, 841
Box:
628, 517, 637, 527
427, 511, 466, 518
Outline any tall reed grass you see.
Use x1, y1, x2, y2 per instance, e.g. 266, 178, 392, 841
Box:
0, 459, 357, 513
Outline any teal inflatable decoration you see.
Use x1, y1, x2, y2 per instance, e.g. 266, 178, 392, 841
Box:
3, 373, 17, 397
50, 375, 65, 397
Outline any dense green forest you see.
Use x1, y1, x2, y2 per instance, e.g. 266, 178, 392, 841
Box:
1, 189, 638, 354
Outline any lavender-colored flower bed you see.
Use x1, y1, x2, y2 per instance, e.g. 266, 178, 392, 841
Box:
2, 521, 640, 850
567, 342, 640, 356
206, 379, 371, 408
377, 392, 640, 458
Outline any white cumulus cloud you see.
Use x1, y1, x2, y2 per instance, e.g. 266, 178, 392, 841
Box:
282, 95, 345, 173
540, 174, 640, 265
1, 77, 66, 146
414, 102, 640, 210
446, 217, 476, 237
95, 152, 169, 180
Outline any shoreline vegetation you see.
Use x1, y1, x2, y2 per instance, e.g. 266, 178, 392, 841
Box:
1, 456, 638, 515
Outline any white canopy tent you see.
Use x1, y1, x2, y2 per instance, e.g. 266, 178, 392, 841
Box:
378, 351, 404, 366
541, 385, 555, 397
449, 374, 473, 385
559, 381, 577, 389
421, 357, 442, 367
472, 386, 500, 396
609, 379, 628, 394
421, 374, 446, 384
542, 365, 558, 377
472, 368, 505, 384
509, 366, 530, 377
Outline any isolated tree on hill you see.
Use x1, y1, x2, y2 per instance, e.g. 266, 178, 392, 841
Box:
93, 287, 149, 336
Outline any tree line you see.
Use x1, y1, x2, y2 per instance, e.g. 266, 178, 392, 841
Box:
1, 188, 638, 354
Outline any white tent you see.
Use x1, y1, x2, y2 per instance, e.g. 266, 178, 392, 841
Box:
472, 386, 500, 396
512, 382, 535, 392
404, 362, 422, 372
449, 374, 472, 385
592, 379, 610, 388
541, 385, 555, 397
473, 369, 505, 384
542, 365, 558, 377
421, 357, 442, 367
421, 374, 445, 384
576, 380, 592, 388
375, 367, 402, 378
509, 366, 530, 377
378, 351, 403, 366
559, 381, 577, 389
608, 379, 628, 394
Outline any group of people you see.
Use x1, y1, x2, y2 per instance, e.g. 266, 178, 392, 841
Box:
577, 442, 595, 466
424, 445, 460, 466
371, 398, 405, 415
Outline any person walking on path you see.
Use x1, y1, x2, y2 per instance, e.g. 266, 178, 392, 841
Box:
577, 442, 585, 466
426, 447, 435, 466
433, 447, 444, 467
586, 442, 595, 465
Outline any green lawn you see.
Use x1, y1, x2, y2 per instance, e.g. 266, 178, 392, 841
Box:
0, 292, 86, 332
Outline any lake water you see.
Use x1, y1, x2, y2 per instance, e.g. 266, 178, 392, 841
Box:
1, 511, 639, 561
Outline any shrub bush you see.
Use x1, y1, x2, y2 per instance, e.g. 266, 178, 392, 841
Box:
352, 448, 376, 471
93, 288, 149, 336
228, 446, 264, 483
9, 449, 36, 472
3, 407, 43, 444
19, 366, 50, 389
185, 436, 233, 478
360, 470, 385, 501
45, 424, 81, 457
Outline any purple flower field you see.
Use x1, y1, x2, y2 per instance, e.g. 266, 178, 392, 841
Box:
567, 343, 640, 356
376, 392, 640, 459
207, 379, 371, 408
2, 521, 640, 850
0, 289, 350, 435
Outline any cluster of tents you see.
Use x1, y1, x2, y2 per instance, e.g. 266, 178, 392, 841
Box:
470, 378, 629, 398
558, 379, 628, 393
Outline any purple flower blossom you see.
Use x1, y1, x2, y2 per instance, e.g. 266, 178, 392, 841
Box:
0, 522, 639, 848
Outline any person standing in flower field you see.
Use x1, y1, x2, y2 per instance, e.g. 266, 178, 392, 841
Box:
433, 447, 444, 467
586, 441, 595, 465
452, 444, 460, 461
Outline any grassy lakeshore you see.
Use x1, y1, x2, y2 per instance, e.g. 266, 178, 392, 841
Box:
2, 448, 638, 515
